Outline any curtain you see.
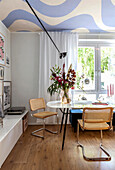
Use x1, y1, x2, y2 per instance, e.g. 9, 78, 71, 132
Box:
38, 32, 78, 124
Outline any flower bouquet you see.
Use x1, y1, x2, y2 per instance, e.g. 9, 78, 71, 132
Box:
47, 64, 76, 103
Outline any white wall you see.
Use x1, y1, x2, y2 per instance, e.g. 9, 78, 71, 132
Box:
11, 32, 39, 124
0, 21, 11, 81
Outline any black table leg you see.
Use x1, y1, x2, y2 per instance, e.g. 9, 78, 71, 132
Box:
60, 109, 65, 133
62, 108, 69, 150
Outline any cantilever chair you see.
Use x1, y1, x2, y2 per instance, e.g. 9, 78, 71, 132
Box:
77, 107, 113, 161
29, 98, 59, 139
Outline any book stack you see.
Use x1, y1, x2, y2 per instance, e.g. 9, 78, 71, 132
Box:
92, 102, 108, 105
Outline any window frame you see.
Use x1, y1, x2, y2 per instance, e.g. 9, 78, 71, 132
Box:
76, 40, 115, 99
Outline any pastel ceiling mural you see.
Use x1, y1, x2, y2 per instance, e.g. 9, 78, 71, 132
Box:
0, 0, 115, 32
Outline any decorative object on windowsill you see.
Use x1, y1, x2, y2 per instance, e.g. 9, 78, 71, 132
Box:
81, 96, 87, 100
106, 84, 114, 104
92, 95, 109, 105
47, 64, 76, 104
84, 78, 90, 84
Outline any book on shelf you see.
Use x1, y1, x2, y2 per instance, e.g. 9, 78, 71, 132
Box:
92, 102, 108, 105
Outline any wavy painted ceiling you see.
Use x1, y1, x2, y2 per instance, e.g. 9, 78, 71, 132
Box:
0, 0, 115, 32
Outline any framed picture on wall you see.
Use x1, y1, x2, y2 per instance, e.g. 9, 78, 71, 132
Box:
0, 66, 4, 80
0, 32, 5, 65
3, 81, 11, 110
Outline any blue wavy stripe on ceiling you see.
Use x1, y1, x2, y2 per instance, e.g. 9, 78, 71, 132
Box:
2, 10, 44, 29
50, 15, 107, 33
2, 9, 106, 32
23, 0, 81, 17
102, 0, 115, 27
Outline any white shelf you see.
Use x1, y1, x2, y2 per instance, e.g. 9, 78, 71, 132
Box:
0, 110, 28, 168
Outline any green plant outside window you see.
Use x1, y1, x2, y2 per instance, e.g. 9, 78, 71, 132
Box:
78, 47, 94, 81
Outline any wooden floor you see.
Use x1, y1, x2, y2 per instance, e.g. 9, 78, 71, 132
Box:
1, 125, 115, 170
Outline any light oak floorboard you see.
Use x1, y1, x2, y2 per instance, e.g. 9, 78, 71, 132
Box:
1, 125, 115, 170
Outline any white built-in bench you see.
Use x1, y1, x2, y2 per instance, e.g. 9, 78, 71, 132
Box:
0, 110, 28, 168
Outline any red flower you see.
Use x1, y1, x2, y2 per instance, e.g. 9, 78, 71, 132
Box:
73, 75, 76, 77
71, 86, 75, 89
58, 79, 63, 83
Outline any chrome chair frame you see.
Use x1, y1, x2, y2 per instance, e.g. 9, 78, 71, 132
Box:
31, 113, 59, 139
30, 98, 59, 139
77, 107, 113, 161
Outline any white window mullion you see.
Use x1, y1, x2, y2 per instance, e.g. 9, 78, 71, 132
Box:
95, 44, 98, 94
97, 44, 101, 93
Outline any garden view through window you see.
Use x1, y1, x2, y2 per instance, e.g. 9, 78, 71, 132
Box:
75, 45, 115, 101
101, 47, 115, 91
77, 47, 95, 91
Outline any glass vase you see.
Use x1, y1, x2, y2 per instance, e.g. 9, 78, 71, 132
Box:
61, 89, 71, 104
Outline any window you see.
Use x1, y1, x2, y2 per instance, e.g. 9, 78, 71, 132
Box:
75, 40, 115, 101
100, 47, 115, 90
77, 47, 95, 90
